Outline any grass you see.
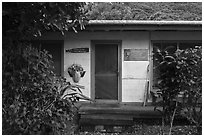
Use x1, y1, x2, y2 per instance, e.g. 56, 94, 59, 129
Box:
78, 119, 201, 135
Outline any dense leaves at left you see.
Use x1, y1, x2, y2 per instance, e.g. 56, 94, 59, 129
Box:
2, 2, 87, 135
3, 43, 76, 134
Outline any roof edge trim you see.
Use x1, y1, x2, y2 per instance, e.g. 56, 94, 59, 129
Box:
88, 20, 202, 25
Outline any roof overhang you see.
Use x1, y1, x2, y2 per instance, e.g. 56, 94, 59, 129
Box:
85, 20, 202, 31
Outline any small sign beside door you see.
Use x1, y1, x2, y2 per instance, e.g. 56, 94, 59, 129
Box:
66, 48, 89, 53
124, 49, 148, 61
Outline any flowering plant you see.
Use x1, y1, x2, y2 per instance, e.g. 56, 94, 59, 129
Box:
68, 64, 85, 83
68, 64, 84, 72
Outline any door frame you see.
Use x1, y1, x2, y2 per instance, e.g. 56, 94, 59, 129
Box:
91, 40, 122, 103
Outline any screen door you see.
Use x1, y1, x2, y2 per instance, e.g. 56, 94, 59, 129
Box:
94, 44, 119, 100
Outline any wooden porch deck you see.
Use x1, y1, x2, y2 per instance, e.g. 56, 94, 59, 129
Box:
78, 103, 162, 126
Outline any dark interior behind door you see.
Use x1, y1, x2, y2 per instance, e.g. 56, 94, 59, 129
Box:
95, 44, 118, 100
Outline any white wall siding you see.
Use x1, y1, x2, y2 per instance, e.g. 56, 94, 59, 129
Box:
122, 62, 149, 79
121, 33, 149, 102
64, 39, 91, 98
122, 79, 147, 102
122, 61, 149, 102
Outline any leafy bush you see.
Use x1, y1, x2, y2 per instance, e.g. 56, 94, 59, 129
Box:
153, 46, 182, 134
176, 46, 202, 134
153, 46, 202, 134
2, 42, 89, 135
2, 2, 89, 135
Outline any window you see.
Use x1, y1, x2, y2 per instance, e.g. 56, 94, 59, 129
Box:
179, 42, 201, 50
152, 41, 201, 89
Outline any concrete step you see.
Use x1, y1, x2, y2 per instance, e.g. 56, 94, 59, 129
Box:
81, 114, 133, 120
79, 113, 134, 125
78, 103, 162, 126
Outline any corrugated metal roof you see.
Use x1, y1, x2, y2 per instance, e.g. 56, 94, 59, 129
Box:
88, 20, 202, 25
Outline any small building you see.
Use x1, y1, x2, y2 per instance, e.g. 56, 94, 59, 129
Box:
34, 20, 202, 125
37, 20, 201, 104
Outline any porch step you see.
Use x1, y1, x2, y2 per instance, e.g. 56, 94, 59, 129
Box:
81, 114, 133, 120
78, 103, 162, 126
80, 114, 134, 125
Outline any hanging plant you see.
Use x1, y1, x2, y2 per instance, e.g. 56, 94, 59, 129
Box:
68, 64, 86, 83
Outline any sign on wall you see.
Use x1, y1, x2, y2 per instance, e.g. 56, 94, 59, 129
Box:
66, 48, 89, 53
124, 49, 148, 61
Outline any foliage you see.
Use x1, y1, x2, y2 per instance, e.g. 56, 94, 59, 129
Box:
176, 46, 202, 133
80, 119, 200, 135
2, 2, 89, 135
68, 64, 84, 77
85, 2, 201, 21
153, 46, 202, 134
67, 64, 86, 83
2, 44, 91, 134
2, 2, 87, 38
153, 46, 182, 134
80, 125, 199, 135
68, 64, 84, 72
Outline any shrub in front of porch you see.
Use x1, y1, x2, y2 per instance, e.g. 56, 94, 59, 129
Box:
2, 44, 82, 134
153, 46, 202, 134
2, 2, 89, 135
